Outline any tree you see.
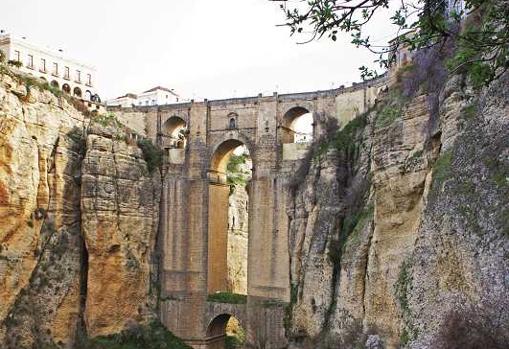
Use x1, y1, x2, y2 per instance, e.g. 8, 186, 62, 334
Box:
273, 0, 509, 88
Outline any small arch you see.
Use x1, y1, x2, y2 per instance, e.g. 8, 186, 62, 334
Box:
50, 80, 59, 89
162, 116, 188, 149
73, 87, 82, 98
91, 94, 101, 103
206, 314, 245, 348
84, 90, 92, 101
62, 83, 71, 94
40, 76, 47, 81
281, 106, 314, 144
207, 314, 231, 337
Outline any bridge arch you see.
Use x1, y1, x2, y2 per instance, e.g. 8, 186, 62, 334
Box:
206, 312, 246, 349
208, 133, 254, 179
281, 106, 314, 144
207, 137, 252, 295
162, 115, 188, 149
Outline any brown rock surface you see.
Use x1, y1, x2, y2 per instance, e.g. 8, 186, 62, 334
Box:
286, 70, 508, 348
81, 123, 161, 337
0, 72, 86, 347
0, 69, 162, 347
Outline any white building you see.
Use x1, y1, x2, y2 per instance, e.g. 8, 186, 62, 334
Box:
106, 93, 138, 108
107, 86, 180, 107
0, 32, 99, 101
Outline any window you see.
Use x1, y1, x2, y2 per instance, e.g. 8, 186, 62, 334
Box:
87, 73, 92, 86
75, 70, 81, 83
64, 67, 70, 79
27, 54, 34, 68
229, 118, 236, 129
53, 63, 58, 76
14, 50, 20, 62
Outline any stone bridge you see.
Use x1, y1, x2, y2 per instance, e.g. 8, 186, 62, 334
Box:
110, 78, 386, 348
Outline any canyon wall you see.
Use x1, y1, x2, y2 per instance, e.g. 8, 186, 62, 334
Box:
0, 69, 162, 348
0, 57, 507, 349
285, 68, 509, 348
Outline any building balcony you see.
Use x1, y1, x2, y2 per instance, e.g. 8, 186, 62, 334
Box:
39, 68, 46, 73
51, 72, 59, 77
74, 79, 81, 84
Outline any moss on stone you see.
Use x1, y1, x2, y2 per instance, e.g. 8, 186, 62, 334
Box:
432, 151, 453, 189
207, 292, 247, 304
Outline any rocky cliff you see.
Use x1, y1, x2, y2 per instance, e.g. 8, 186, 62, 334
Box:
0, 68, 162, 348
286, 63, 508, 348
0, 51, 507, 349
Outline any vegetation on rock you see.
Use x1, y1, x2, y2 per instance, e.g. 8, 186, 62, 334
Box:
137, 138, 163, 174
76, 320, 191, 349
226, 153, 251, 187
207, 292, 247, 304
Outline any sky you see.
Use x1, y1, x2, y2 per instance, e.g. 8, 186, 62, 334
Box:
0, 0, 400, 101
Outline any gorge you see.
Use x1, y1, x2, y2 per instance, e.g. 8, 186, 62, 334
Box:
0, 46, 508, 349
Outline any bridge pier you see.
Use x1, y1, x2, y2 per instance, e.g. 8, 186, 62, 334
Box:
149, 79, 386, 348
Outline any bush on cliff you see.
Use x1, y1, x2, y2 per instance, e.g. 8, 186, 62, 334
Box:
78, 320, 191, 349
138, 139, 163, 174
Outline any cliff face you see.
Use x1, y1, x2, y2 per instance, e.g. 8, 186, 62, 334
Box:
81, 123, 161, 337
0, 57, 507, 349
0, 70, 161, 348
227, 184, 248, 294
286, 70, 508, 348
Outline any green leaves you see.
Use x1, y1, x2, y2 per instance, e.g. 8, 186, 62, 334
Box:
276, 0, 509, 88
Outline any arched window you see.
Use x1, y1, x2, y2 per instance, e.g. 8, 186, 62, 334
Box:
73, 87, 82, 98
62, 83, 71, 94
229, 117, 236, 129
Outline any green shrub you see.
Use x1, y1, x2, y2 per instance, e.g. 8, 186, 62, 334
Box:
227, 153, 250, 187
93, 112, 121, 127
225, 334, 244, 349
138, 139, 163, 174
328, 204, 373, 265
207, 292, 247, 304
432, 151, 453, 188
375, 89, 409, 128
77, 320, 191, 349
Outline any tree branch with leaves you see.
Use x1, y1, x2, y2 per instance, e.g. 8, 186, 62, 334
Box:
273, 0, 509, 87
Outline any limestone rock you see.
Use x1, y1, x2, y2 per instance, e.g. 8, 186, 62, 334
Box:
81, 124, 161, 338
0, 70, 86, 348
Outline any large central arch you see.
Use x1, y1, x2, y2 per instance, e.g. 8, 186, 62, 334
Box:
207, 138, 252, 295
